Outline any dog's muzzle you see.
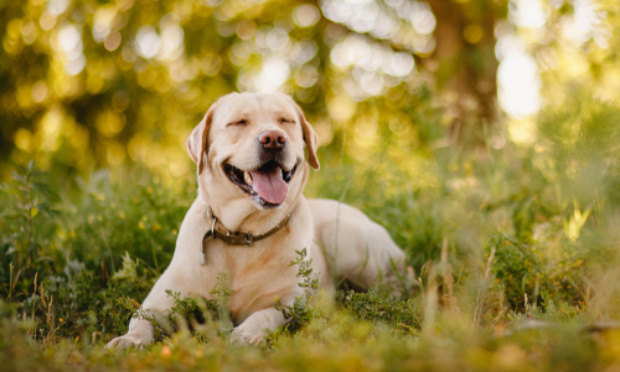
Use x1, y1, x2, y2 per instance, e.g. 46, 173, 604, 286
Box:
224, 158, 299, 208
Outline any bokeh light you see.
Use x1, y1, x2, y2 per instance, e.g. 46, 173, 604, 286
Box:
1, 0, 618, 177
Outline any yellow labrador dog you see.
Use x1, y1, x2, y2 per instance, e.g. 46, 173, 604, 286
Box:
106, 92, 411, 348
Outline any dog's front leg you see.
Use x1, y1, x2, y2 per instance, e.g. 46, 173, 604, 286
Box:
230, 307, 287, 345
106, 269, 184, 349
105, 317, 155, 349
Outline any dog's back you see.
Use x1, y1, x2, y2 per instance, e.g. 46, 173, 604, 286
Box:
308, 199, 414, 295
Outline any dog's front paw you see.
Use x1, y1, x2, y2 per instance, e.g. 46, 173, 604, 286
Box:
230, 326, 265, 345
105, 333, 152, 350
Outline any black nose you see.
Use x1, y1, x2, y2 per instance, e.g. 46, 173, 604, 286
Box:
258, 130, 286, 150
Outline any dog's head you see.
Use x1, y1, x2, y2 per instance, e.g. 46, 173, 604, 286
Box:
186, 92, 319, 213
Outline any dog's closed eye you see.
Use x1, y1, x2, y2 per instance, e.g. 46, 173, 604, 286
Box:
227, 119, 249, 127
278, 118, 294, 125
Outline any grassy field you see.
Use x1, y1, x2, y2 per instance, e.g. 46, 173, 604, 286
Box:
2, 95, 620, 371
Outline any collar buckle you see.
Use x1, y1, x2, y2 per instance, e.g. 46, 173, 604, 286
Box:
245, 233, 253, 246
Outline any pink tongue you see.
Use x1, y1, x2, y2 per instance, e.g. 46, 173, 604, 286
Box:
250, 168, 288, 204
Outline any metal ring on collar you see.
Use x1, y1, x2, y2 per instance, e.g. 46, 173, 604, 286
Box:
210, 216, 217, 238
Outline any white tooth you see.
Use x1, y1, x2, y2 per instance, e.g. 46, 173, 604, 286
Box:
244, 171, 253, 186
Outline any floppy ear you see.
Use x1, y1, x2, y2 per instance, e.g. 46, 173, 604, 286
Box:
186, 103, 217, 175
292, 102, 320, 170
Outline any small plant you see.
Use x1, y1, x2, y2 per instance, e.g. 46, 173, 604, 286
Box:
0, 162, 59, 268
274, 248, 319, 333
134, 272, 235, 342
336, 290, 422, 332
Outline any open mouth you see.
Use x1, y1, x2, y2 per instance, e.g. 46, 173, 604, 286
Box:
224, 160, 298, 207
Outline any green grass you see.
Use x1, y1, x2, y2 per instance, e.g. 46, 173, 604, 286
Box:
2, 96, 620, 371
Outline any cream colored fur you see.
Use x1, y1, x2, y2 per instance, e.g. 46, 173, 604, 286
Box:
106, 92, 410, 348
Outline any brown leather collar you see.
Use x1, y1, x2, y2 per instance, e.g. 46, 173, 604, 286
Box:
200, 209, 292, 265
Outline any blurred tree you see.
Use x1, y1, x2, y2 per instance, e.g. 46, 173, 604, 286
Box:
0, 0, 443, 181
0, 0, 618, 182
425, 0, 506, 142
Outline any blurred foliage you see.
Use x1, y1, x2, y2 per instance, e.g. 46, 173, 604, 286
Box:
2, 0, 619, 180
0, 0, 447, 182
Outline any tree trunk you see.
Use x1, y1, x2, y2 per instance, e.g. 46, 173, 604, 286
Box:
425, 0, 503, 144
